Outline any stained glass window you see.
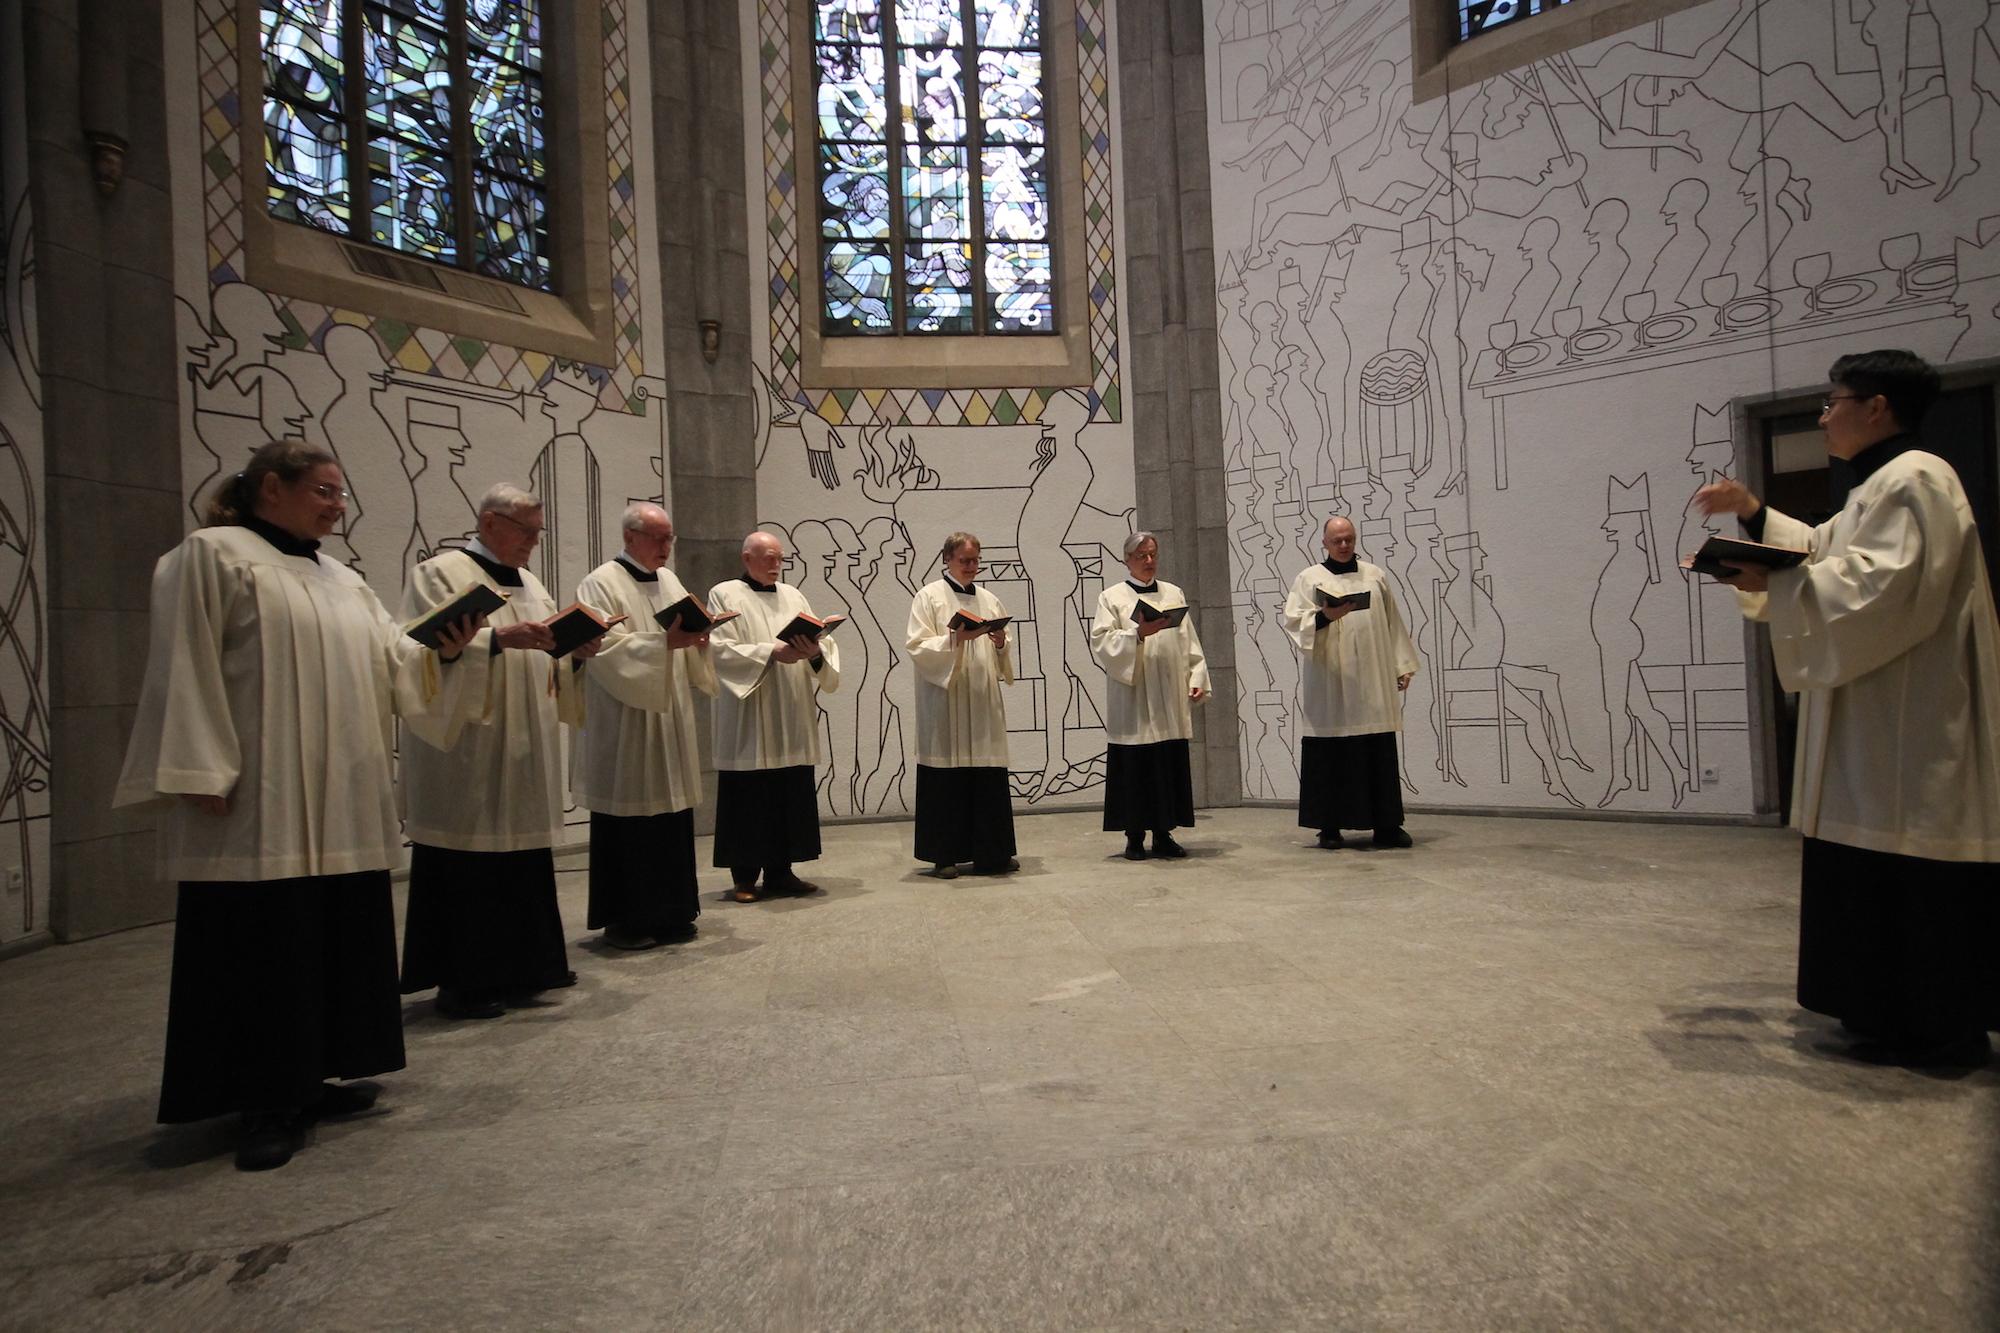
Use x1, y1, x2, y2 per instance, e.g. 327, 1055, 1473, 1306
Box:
260, 0, 551, 291
1457, 0, 1576, 44
814, 0, 1054, 335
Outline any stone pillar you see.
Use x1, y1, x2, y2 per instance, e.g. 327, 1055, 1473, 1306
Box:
649, 0, 759, 830
28, 0, 184, 939
1116, 0, 1238, 806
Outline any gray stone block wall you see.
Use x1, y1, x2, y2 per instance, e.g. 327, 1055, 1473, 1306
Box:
29, 0, 182, 939
1116, 0, 1239, 807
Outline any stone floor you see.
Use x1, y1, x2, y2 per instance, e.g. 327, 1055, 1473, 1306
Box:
1, 808, 1995, 1331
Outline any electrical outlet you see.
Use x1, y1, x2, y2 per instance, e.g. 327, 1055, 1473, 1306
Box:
1699, 766, 1719, 784
4, 867, 21, 896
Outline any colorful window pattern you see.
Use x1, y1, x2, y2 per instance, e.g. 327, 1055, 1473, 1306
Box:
1457, 0, 1576, 43
814, 0, 1054, 336
261, 0, 552, 291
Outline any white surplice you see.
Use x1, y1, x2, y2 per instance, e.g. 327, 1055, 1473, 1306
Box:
705, 578, 843, 771
907, 578, 1014, 768
1090, 580, 1210, 744
1280, 561, 1421, 738
1741, 448, 2000, 861
114, 525, 492, 880
399, 550, 566, 852
572, 558, 718, 816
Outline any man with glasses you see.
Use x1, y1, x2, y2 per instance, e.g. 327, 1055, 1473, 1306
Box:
398, 483, 577, 1020
1697, 349, 2000, 1068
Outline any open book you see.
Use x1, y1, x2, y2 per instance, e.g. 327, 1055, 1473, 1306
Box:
404, 584, 508, 649
654, 593, 740, 633
778, 611, 846, 643
1314, 587, 1372, 613
1131, 599, 1190, 629
1681, 536, 1809, 579
947, 609, 1013, 636
546, 603, 627, 658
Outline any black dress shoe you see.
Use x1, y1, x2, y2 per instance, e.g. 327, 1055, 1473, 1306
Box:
766, 872, 822, 896
1152, 833, 1188, 858
236, 1112, 301, 1171
932, 862, 960, 879
974, 857, 1020, 874
603, 927, 662, 951
546, 970, 579, 988
436, 988, 507, 1020
1848, 1031, 1992, 1069
655, 922, 699, 945
308, 1082, 378, 1119
1123, 835, 1148, 861
1372, 827, 1413, 849
1316, 830, 1344, 850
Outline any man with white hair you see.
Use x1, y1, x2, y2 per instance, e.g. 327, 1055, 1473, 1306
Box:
1281, 514, 1420, 850
572, 503, 718, 948
399, 483, 575, 1020
706, 530, 843, 901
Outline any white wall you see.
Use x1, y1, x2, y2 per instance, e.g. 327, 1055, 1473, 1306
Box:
0, 0, 50, 944
1207, 0, 2000, 815
738, 0, 1140, 818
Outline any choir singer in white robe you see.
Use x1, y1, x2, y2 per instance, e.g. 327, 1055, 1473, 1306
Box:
707, 531, 842, 901
1090, 532, 1209, 860
399, 484, 579, 1021
1700, 349, 2000, 1068
573, 503, 718, 947
115, 442, 494, 1171
1281, 516, 1420, 849
907, 531, 1018, 878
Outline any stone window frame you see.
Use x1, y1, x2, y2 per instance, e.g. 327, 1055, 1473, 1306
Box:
792, 0, 1092, 390
1411, 0, 1714, 104
234, 0, 617, 363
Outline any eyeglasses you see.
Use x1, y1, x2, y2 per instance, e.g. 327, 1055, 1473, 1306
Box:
309, 483, 351, 502
1820, 394, 1865, 414
491, 510, 546, 539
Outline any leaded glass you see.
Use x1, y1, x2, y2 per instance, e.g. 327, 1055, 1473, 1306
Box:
265, 99, 350, 230
816, 0, 882, 42
816, 44, 890, 141
378, 0, 447, 23
369, 138, 457, 264
467, 0, 541, 70
467, 54, 544, 181
973, 0, 1038, 46
985, 242, 1050, 331
364, 7, 454, 156
894, 0, 962, 47
474, 170, 548, 285
1458, 0, 1574, 44
820, 143, 892, 239
824, 241, 896, 333
812, 0, 1053, 335
902, 146, 969, 239
264, 0, 345, 105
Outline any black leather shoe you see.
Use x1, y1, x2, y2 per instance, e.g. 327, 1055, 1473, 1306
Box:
236, 1113, 301, 1171
436, 988, 506, 1019
974, 857, 1020, 874
1152, 833, 1188, 858
766, 872, 822, 896
655, 922, 698, 945
1316, 830, 1344, 850
933, 862, 960, 879
1123, 836, 1148, 861
309, 1082, 378, 1119
1372, 827, 1413, 849
603, 928, 662, 951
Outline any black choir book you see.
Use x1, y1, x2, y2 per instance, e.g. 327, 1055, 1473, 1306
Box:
778, 611, 846, 642
655, 593, 741, 633
404, 584, 508, 649
1131, 600, 1190, 628
1681, 536, 1809, 579
545, 603, 627, 658
1314, 587, 1372, 612
947, 609, 1013, 635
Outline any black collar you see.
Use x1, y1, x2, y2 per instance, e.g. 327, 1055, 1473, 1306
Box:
945, 574, 976, 594
466, 547, 525, 587
740, 574, 777, 592
243, 514, 320, 560
1847, 432, 1917, 487
1322, 556, 1359, 574
616, 553, 659, 583
1126, 579, 1158, 595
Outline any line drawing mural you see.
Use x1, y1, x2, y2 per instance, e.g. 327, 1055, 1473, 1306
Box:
0, 0, 48, 944
1208, 0, 2000, 816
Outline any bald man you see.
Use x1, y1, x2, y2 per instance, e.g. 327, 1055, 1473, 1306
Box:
573, 503, 718, 949
706, 531, 843, 900
1281, 515, 1420, 850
